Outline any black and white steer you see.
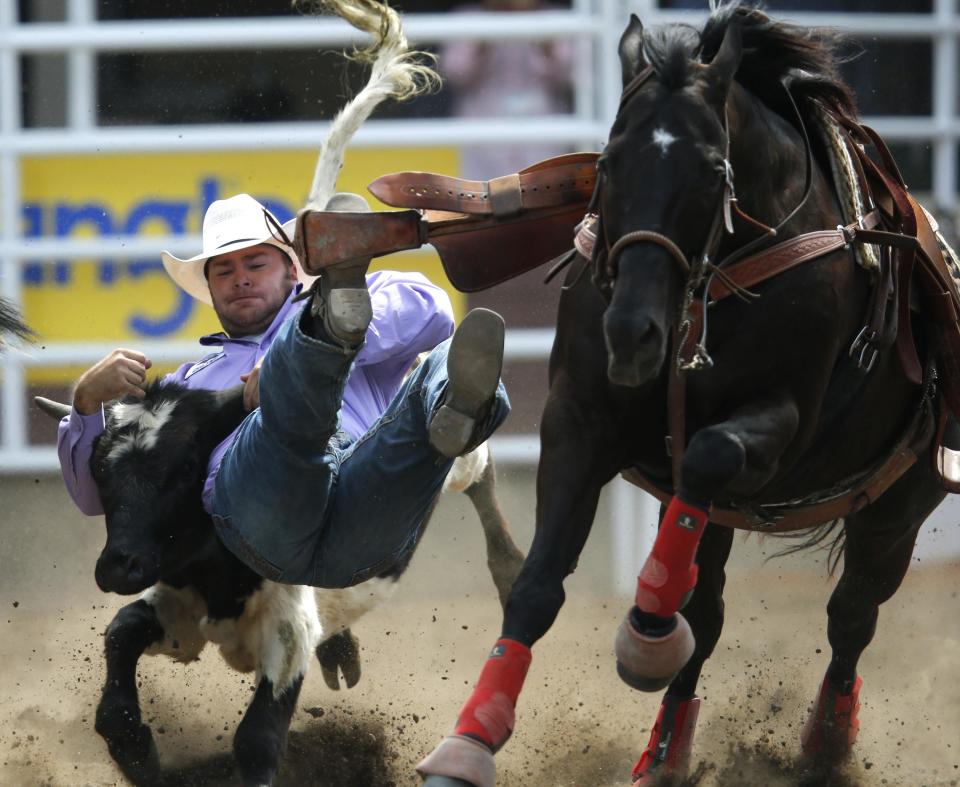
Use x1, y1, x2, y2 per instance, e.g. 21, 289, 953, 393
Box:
37, 380, 523, 787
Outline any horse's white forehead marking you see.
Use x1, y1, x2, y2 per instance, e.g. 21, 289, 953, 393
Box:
652, 127, 678, 156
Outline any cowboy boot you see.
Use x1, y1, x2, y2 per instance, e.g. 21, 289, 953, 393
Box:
429, 308, 505, 458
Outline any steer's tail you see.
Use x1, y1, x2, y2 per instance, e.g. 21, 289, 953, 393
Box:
0, 297, 32, 350
295, 0, 440, 210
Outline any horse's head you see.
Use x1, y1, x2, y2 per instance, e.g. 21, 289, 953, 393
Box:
597, 14, 742, 387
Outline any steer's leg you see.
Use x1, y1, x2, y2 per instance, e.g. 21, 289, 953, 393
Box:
461, 449, 525, 609
313, 578, 400, 690
96, 600, 164, 784
96, 585, 206, 784
418, 383, 624, 787
234, 584, 318, 786
234, 675, 304, 787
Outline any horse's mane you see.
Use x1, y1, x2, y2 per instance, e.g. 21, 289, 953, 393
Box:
644, 1, 858, 119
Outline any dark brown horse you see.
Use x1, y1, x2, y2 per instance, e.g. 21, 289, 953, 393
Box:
418, 4, 958, 786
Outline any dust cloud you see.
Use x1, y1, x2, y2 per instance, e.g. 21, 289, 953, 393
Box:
2, 471, 958, 786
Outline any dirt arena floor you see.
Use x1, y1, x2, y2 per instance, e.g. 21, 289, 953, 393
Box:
2, 468, 958, 787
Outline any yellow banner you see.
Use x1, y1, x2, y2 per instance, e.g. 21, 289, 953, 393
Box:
21, 147, 462, 382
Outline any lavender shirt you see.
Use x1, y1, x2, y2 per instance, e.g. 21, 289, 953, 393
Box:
58, 272, 455, 516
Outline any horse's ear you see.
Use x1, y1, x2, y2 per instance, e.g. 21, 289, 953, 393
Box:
618, 14, 647, 87
703, 21, 742, 107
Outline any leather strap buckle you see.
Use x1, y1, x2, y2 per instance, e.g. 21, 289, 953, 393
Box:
849, 324, 880, 373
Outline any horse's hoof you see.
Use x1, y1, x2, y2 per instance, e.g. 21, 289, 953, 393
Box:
615, 611, 695, 692
801, 673, 862, 761
417, 735, 495, 787
631, 695, 700, 784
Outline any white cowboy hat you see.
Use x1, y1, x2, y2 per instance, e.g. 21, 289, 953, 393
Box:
162, 192, 373, 305
161, 193, 299, 306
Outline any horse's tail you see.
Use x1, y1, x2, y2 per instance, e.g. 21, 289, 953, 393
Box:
767, 519, 846, 576
0, 297, 32, 349
297, 0, 441, 211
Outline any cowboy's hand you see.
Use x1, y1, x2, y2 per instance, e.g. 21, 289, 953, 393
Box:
240, 359, 263, 411
73, 349, 152, 415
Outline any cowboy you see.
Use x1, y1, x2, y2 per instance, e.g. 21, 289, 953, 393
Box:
57, 192, 510, 588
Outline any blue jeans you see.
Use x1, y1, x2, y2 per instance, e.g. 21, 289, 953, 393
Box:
212, 307, 510, 588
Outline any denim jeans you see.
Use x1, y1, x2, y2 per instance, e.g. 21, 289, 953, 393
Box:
212, 307, 510, 588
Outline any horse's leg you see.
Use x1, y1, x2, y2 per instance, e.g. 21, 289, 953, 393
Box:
802, 454, 946, 762
617, 396, 799, 690
418, 390, 621, 787
96, 585, 207, 785
462, 451, 525, 608
631, 523, 734, 785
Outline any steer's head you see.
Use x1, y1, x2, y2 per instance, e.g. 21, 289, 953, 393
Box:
90, 382, 247, 595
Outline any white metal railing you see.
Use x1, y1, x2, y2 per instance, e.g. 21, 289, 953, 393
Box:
4, 0, 960, 581
4, 2, 959, 469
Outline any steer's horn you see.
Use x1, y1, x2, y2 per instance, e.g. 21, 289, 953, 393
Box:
34, 396, 72, 420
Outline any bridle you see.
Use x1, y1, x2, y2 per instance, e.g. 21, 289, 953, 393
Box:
591, 63, 816, 371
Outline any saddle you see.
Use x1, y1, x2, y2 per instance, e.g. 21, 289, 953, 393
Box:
294, 152, 598, 292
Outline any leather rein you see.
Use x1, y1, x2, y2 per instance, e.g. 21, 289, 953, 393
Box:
598, 66, 934, 532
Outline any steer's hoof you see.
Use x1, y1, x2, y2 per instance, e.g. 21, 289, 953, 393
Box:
106, 728, 161, 785
317, 630, 362, 690
615, 610, 695, 692
417, 735, 495, 787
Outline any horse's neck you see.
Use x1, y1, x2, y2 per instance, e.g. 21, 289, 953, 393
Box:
725, 85, 838, 235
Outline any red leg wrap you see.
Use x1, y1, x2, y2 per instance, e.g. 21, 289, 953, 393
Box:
801, 673, 862, 758
635, 497, 709, 617
453, 638, 532, 751
632, 695, 700, 783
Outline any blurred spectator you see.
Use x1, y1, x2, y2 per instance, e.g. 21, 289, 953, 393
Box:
441, 0, 575, 180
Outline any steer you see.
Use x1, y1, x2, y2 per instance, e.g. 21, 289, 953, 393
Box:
37, 380, 523, 786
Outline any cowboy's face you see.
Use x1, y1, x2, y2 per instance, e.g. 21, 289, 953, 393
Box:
207, 244, 298, 337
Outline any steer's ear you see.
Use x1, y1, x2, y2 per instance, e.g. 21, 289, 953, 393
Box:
205, 385, 249, 446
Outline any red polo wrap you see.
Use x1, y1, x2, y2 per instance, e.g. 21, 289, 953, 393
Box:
453, 638, 532, 750
635, 496, 709, 616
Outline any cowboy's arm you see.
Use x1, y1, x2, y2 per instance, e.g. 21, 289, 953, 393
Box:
356, 271, 454, 369
57, 407, 107, 516
57, 351, 184, 516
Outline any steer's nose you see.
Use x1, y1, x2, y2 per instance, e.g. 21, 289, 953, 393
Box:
95, 549, 158, 595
